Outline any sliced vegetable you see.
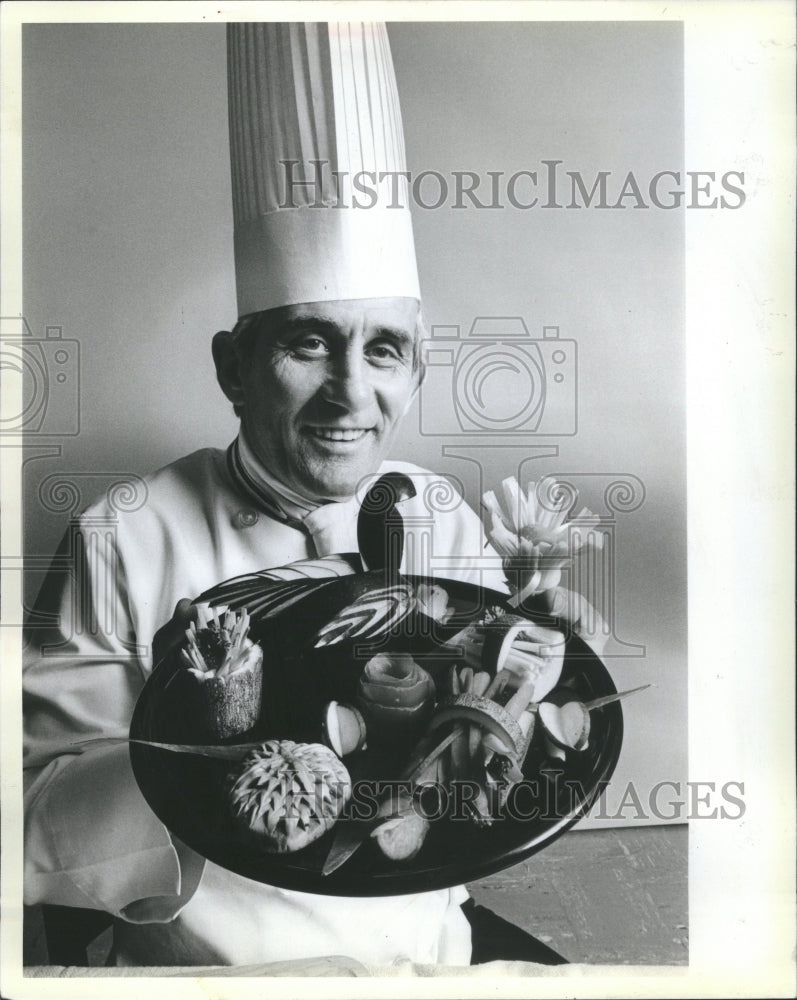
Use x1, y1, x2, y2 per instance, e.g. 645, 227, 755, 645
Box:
355, 652, 436, 747
486, 617, 565, 702
539, 700, 590, 751
450, 614, 565, 702
539, 685, 651, 751
428, 693, 524, 758
469, 671, 491, 759
516, 708, 536, 761
371, 789, 430, 861
371, 810, 430, 861
321, 701, 367, 757
415, 583, 454, 624
314, 584, 415, 647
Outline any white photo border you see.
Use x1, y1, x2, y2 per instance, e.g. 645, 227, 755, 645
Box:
1, 2, 794, 998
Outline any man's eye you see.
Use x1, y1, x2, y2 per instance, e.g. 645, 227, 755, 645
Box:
367, 341, 403, 364
292, 336, 329, 357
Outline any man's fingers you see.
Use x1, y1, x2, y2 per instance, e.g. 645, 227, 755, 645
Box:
151, 598, 197, 666
173, 598, 197, 628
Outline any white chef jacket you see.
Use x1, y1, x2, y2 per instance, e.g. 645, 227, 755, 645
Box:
23, 446, 508, 966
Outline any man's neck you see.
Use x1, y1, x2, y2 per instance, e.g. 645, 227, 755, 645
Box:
237, 430, 350, 521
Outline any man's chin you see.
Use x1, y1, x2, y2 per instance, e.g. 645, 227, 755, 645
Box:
305, 455, 393, 502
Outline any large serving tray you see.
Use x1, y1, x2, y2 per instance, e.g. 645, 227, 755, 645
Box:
130, 569, 622, 896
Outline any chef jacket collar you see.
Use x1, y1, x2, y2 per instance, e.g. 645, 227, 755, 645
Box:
226, 433, 360, 559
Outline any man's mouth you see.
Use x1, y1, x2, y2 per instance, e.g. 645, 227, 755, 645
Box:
306, 426, 371, 443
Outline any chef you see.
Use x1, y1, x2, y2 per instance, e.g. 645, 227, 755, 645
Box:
23, 23, 576, 968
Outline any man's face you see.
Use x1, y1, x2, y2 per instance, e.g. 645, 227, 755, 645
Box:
232, 297, 420, 501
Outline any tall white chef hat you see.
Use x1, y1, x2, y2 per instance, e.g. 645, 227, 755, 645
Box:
227, 22, 420, 317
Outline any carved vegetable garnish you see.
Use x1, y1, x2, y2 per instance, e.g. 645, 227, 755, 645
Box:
538, 685, 650, 751
228, 740, 351, 853
322, 701, 368, 757
355, 652, 435, 747
180, 604, 263, 739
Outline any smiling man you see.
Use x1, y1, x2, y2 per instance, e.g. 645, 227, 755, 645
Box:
22, 23, 497, 969
215, 298, 422, 504
22, 23, 571, 969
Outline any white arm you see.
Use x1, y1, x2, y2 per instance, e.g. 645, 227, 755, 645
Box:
23, 516, 202, 922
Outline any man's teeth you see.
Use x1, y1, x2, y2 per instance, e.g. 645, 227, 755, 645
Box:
309, 427, 368, 442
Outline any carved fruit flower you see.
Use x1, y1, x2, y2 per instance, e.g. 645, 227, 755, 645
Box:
483, 476, 603, 603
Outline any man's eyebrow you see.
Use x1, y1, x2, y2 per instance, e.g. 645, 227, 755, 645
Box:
272, 316, 340, 338
371, 326, 414, 351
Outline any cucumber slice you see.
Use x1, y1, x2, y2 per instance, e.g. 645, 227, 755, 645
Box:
428, 694, 524, 757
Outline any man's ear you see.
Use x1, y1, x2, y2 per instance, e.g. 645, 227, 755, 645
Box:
212, 330, 246, 409
400, 350, 426, 417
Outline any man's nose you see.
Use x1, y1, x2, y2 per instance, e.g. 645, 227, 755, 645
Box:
322, 351, 372, 411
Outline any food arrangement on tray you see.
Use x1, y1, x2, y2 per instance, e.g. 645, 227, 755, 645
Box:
129, 473, 644, 894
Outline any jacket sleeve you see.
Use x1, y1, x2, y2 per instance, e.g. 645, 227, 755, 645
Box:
23, 515, 203, 922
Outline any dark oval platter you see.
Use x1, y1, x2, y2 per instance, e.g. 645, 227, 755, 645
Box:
130, 573, 622, 896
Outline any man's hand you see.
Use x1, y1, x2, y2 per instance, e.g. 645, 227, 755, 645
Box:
151, 598, 197, 668
544, 587, 608, 657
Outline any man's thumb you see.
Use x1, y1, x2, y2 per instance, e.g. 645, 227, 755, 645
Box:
173, 598, 197, 627
152, 598, 197, 666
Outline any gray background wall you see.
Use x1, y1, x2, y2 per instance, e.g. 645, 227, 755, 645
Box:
21, 21, 685, 822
